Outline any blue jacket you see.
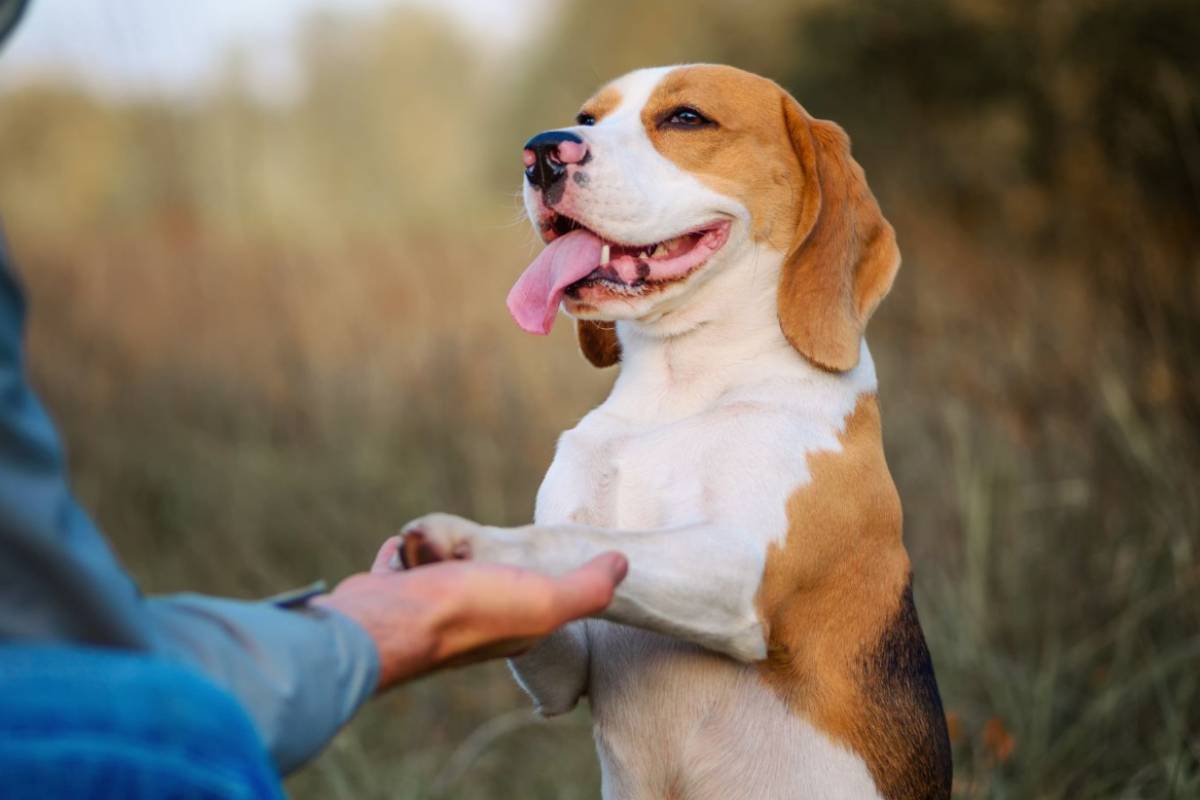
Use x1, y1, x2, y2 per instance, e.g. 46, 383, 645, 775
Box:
0, 234, 379, 773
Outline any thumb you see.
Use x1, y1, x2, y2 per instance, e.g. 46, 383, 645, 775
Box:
547, 551, 628, 625
371, 536, 403, 574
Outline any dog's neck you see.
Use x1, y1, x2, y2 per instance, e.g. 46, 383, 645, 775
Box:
601, 243, 864, 421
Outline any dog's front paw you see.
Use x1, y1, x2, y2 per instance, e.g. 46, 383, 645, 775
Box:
398, 513, 488, 569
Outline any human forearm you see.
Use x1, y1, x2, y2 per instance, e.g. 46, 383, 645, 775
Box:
145, 594, 379, 774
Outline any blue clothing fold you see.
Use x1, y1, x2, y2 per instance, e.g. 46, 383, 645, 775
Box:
0, 644, 286, 799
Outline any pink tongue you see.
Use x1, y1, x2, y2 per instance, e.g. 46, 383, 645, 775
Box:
507, 229, 603, 334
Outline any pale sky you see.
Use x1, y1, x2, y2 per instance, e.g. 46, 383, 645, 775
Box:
0, 0, 548, 98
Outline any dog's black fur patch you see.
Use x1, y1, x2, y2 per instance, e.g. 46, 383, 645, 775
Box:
860, 580, 953, 800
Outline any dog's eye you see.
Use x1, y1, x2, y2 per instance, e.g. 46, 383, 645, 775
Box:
576, 112, 596, 126
663, 107, 713, 129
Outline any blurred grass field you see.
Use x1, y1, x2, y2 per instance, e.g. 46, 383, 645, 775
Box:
1, 1, 1198, 797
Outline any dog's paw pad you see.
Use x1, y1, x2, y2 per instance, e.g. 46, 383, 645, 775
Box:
397, 519, 476, 569
399, 529, 447, 568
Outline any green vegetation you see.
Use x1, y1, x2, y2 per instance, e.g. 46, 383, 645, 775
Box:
1, 1, 1196, 796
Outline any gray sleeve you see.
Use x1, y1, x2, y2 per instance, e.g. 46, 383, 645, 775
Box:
147, 594, 379, 773
0, 247, 379, 774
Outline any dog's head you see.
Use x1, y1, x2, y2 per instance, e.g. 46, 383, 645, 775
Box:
507, 65, 898, 372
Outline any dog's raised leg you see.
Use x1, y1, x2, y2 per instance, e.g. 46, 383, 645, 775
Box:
399, 513, 768, 663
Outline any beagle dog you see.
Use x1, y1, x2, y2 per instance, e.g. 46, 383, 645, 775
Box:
399, 65, 952, 800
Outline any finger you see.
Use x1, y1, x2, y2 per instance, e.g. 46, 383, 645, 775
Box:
438, 635, 542, 669
545, 551, 628, 626
372, 536, 403, 574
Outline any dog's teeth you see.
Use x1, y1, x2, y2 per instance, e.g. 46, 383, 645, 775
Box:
639, 249, 652, 259
652, 243, 668, 258
600, 244, 610, 265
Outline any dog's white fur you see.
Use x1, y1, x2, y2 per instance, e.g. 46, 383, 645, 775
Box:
403, 67, 886, 799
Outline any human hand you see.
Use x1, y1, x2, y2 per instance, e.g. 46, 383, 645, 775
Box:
313, 536, 626, 690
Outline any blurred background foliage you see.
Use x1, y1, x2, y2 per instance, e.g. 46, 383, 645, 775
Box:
1, 0, 1198, 797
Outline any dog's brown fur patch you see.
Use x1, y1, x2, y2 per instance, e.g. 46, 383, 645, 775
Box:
580, 86, 623, 123
576, 319, 621, 367
755, 394, 951, 799
640, 65, 804, 252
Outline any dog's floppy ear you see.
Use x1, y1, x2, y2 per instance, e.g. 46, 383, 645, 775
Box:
778, 97, 899, 372
577, 319, 621, 367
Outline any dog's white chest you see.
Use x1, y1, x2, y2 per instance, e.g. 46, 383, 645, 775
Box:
540, 419, 691, 532
535, 410, 732, 531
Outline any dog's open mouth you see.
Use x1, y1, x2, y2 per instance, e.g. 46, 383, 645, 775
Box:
507, 214, 731, 335
558, 218, 728, 296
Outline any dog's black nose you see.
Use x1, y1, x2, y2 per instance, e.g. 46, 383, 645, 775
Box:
523, 130, 588, 193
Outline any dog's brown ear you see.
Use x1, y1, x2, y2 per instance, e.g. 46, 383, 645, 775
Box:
576, 319, 621, 367
778, 97, 899, 372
